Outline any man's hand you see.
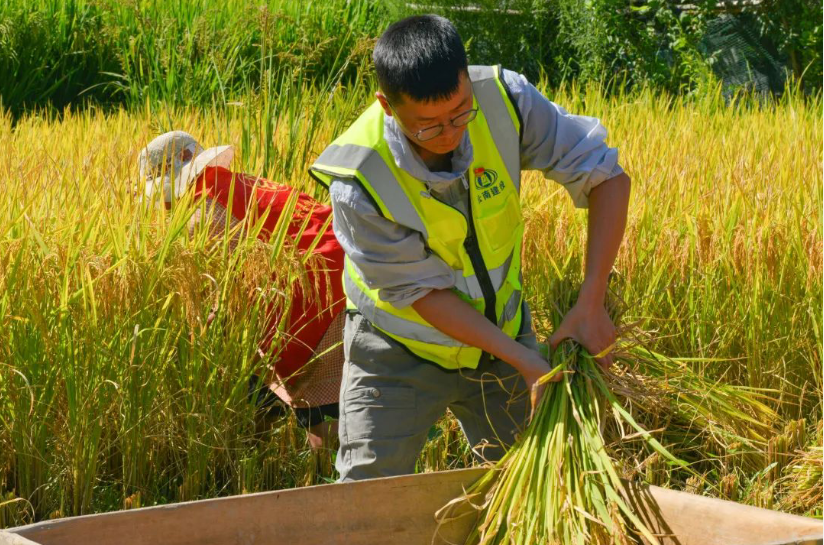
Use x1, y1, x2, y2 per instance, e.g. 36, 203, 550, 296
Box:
411, 289, 559, 416
512, 349, 560, 420
549, 299, 616, 371
549, 171, 630, 372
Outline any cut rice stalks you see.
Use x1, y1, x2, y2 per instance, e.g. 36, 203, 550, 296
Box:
438, 341, 689, 545
605, 345, 779, 474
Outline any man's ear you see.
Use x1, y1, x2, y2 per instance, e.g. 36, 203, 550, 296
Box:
375, 92, 393, 116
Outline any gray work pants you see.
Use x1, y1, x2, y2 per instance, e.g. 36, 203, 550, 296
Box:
336, 304, 541, 482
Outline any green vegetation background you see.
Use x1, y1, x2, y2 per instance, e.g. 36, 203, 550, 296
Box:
1, 0, 821, 119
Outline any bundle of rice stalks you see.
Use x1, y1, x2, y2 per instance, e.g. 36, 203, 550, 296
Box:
528, 308, 780, 481
439, 341, 687, 545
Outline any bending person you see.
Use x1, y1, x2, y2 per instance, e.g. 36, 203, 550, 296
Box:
138, 131, 345, 450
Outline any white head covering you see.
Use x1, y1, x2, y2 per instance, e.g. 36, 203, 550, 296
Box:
138, 131, 235, 203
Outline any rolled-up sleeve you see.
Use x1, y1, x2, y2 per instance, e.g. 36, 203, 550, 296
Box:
329, 178, 456, 309
503, 69, 624, 208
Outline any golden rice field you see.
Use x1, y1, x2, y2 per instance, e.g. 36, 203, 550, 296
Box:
0, 80, 821, 527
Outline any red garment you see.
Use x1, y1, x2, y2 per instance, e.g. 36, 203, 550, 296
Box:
192, 166, 345, 383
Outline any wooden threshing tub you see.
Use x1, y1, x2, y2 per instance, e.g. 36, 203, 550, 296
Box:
1, 468, 821, 544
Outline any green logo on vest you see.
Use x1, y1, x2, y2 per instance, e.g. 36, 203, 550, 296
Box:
474, 167, 507, 204
474, 167, 498, 189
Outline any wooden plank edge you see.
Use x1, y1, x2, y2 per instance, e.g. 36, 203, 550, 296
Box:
7, 468, 487, 545
4, 468, 821, 545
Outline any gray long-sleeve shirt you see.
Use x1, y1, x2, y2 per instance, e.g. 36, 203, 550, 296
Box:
329, 69, 624, 310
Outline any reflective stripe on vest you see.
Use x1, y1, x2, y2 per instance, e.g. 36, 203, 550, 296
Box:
453, 252, 513, 300
313, 142, 429, 238
467, 65, 521, 193
343, 258, 467, 348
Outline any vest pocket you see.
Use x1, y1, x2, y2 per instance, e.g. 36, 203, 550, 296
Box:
475, 192, 522, 256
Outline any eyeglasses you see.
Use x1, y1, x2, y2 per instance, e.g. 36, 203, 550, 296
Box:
387, 101, 478, 142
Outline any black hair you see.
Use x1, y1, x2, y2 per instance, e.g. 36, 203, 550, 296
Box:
373, 15, 468, 104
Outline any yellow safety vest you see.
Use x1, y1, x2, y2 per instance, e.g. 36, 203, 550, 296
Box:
310, 65, 524, 370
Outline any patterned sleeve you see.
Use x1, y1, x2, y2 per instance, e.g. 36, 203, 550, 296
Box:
188, 197, 243, 252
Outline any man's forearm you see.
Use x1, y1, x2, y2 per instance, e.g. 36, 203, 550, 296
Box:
410, 288, 556, 387
412, 287, 557, 407
578, 172, 631, 307
411, 289, 533, 364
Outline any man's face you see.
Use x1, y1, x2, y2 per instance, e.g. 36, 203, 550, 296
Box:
377, 72, 473, 156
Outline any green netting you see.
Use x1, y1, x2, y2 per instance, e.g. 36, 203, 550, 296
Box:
700, 13, 788, 96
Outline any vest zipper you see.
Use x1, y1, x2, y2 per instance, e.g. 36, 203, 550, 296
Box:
460, 172, 498, 326
424, 171, 499, 367
425, 173, 499, 325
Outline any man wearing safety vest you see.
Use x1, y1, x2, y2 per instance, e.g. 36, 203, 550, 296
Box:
310, 15, 631, 481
